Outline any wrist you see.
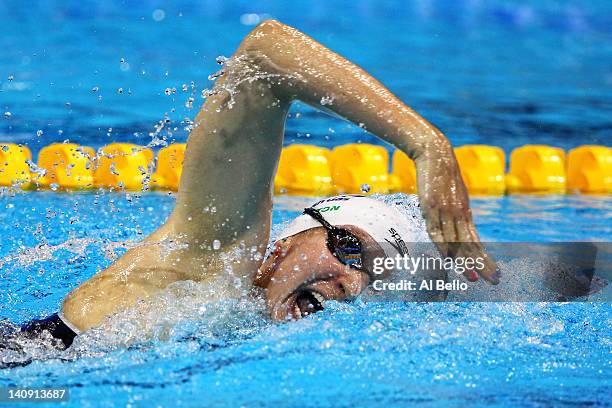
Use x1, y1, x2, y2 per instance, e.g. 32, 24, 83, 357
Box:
413, 134, 454, 167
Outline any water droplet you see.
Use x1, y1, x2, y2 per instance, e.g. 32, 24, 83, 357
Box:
320, 95, 334, 106
117, 87, 124, 94
212, 239, 221, 250
185, 97, 194, 109
3, 111, 11, 118
7, 74, 14, 81
36, 130, 43, 137
152, 9, 166, 22
201, 89, 213, 99
208, 70, 224, 81
240, 13, 261, 26
50, 183, 59, 191
360, 183, 371, 193
91, 86, 99, 93
2, 145, 9, 152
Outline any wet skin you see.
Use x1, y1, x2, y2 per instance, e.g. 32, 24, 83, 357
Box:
61, 20, 498, 333
255, 226, 385, 321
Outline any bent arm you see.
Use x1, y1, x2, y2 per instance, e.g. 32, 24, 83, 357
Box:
175, 20, 498, 283
62, 19, 498, 331
241, 20, 446, 160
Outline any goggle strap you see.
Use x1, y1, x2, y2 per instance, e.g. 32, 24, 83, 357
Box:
303, 207, 334, 231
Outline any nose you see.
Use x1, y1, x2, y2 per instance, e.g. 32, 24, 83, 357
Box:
341, 270, 368, 297
331, 267, 369, 299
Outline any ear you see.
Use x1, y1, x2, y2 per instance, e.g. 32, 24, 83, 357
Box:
253, 262, 274, 288
252, 239, 289, 287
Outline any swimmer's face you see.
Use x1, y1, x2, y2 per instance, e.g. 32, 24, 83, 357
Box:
254, 226, 383, 321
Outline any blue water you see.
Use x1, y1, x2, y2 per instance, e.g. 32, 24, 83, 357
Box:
1, 193, 611, 406
0, 0, 611, 407
1, 0, 611, 157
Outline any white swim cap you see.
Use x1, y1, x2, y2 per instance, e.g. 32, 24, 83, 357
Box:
275, 194, 431, 259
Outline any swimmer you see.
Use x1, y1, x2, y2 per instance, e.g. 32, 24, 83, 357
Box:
20, 20, 499, 348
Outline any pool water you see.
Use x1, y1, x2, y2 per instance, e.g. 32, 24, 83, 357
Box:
1, 0, 610, 154
0, 0, 611, 406
1, 193, 611, 406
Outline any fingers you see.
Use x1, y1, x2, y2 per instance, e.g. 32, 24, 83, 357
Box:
424, 206, 449, 260
453, 240, 499, 284
425, 205, 500, 285
453, 218, 479, 281
455, 217, 500, 285
424, 205, 444, 243
440, 208, 459, 251
439, 207, 456, 237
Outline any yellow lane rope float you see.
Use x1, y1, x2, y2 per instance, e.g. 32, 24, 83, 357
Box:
1, 142, 610, 195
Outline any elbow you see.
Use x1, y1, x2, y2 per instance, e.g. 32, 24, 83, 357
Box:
253, 19, 286, 35
232, 19, 291, 83
241, 19, 288, 52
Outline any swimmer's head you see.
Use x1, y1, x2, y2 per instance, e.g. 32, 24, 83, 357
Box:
254, 195, 426, 321
254, 225, 384, 321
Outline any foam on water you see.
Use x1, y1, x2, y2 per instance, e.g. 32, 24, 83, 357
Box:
4, 301, 610, 406
1, 274, 270, 368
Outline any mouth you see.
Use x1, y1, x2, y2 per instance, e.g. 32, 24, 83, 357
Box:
290, 289, 326, 319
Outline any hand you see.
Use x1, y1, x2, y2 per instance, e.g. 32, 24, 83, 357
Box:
415, 140, 500, 284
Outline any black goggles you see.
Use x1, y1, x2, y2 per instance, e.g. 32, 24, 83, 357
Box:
303, 207, 365, 271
